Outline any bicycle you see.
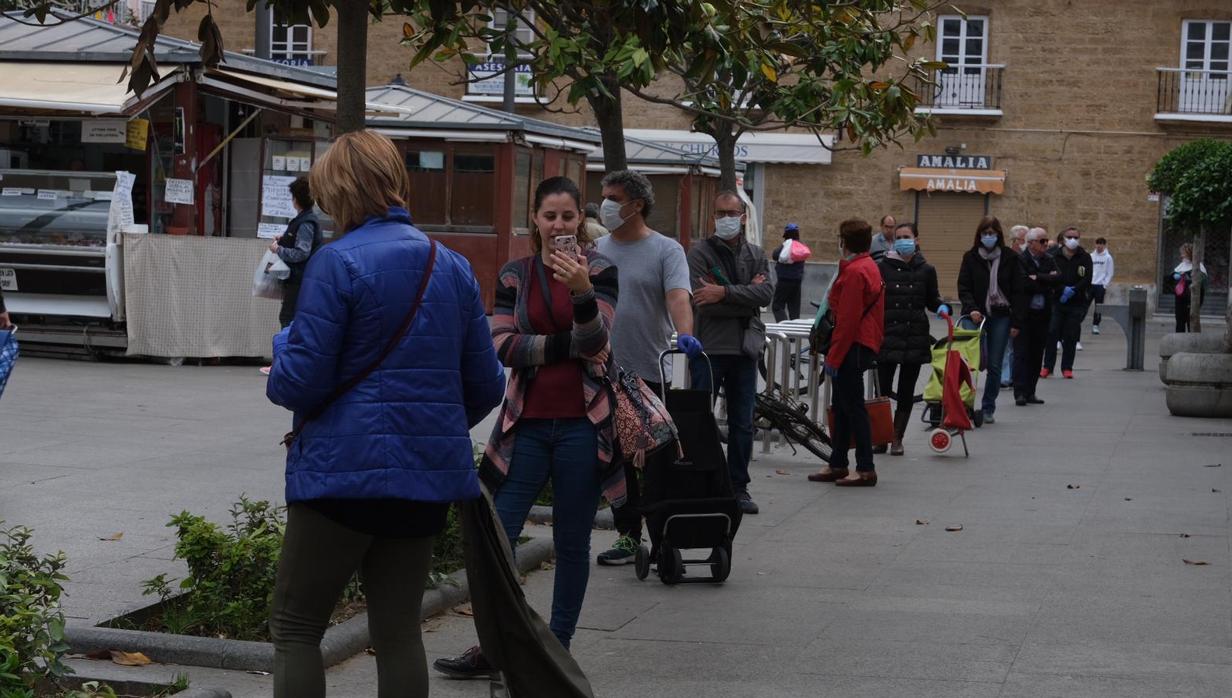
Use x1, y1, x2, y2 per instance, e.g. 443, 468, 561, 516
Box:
753, 387, 832, 463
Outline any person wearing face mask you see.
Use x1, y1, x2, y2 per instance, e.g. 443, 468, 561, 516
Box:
808, 219, 884, 486
771, 223, 808, 321
1041, 226, 1093, 379
686, 191, 774, 514
592, 169, 701, 566
874, 222, 944, 456
956, 216, 1022, 424
1013, 227, 1060, 406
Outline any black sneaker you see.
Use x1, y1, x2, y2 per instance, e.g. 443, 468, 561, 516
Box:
433, 645, 496, 679
596, 535, 639, 566
1025, 395, 1045, 405
737, 490, 759, 515
1015, 396, 1027, 407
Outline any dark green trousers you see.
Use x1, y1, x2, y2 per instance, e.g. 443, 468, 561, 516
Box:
271, 503, 432, 698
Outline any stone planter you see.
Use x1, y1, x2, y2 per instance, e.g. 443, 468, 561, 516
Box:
1163, 352, 1232, 418
1158, 332, 1228, 384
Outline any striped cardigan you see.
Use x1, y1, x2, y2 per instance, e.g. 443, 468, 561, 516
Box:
480, 253, 625, 505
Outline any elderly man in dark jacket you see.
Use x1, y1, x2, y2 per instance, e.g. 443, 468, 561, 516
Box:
687, 190, 774, 515
876, 222, 945, 456
1014, 227, 1060, 404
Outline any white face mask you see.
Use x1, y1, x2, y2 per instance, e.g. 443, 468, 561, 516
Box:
714, 215, 742, 240
600, 198, 631, 231
1064, 237, 1080, 250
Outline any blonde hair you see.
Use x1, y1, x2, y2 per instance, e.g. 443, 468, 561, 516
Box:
309, 130, 410, 233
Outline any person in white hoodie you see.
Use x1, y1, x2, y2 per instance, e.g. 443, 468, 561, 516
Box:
1089, 237, 1114, 334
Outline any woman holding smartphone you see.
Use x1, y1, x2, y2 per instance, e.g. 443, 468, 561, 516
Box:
435, 177, 621, 678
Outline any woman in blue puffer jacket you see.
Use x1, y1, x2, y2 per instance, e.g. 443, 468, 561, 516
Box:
265, 130, 505, 698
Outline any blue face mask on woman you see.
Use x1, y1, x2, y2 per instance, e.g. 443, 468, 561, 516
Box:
893, 238, 916, 256
981, 234, 998, 249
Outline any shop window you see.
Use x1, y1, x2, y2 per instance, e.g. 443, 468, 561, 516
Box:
512, 148, 531, 232
406, 149, 447, 225
451, 152, 496, 226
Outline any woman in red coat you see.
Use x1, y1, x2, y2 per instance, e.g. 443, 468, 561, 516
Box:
809, 219, 885, 486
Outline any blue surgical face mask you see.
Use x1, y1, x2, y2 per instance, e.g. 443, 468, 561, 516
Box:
981, 234, 998, 249
893, 238, 916, 256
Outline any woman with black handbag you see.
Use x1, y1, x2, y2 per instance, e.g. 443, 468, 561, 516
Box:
808, 219, 885, 486
434, 176, 621, 678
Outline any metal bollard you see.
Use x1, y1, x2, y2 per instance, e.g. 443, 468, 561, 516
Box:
762, 337, 778, 454
1126, 285, 1147, 371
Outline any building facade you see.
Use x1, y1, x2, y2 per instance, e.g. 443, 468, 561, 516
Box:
159, 0, 1232, 308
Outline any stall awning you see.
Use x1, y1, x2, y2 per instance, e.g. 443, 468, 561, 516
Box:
0, 62, 183, 115
623, 129, 833, 165
899, 167, 1006, 194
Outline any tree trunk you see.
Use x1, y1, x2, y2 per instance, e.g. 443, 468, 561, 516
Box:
714, 129, 739, 192
1191, 228, 1205, 333
334, 0, 368, 135
587, 75, 626, 172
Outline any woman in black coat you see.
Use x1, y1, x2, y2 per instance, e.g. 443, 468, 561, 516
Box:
956, 216, 1021, 424
877, 222, 945, 455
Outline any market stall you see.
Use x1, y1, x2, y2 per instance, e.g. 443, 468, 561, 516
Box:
0, 10, 341, 357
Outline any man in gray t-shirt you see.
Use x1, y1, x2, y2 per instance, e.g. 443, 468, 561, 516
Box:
593, 170, 700, 567
596, 231, 692, 382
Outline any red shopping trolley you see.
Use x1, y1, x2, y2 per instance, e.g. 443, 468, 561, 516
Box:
927, 313, 974, 456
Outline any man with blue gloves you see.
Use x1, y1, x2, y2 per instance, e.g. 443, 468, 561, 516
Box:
686, 190, 774, 514
1041, 226, 1093, 379
595, 170, 702, 565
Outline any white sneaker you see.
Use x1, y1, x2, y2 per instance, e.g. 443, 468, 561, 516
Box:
1092, 325, 1101, 335
1057, 341, 1063, 350
1076, 342, 1084, 351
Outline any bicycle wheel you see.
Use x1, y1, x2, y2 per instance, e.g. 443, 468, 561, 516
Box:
754, 392, 832, 463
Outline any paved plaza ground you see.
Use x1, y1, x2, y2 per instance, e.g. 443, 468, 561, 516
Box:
1, 316, 1230, 697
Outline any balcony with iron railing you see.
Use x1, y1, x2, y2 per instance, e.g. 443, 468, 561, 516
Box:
1156, 67, 1232, 124
913, 64, 1004, 118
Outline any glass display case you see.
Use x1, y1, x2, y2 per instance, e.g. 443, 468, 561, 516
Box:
0, 169, 117, 247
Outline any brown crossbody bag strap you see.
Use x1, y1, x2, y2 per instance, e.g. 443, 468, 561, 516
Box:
281, 240, 437, 448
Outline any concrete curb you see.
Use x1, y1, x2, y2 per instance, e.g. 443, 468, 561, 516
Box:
65, 537, 555, 673
527, 504, 615, 530
60, 661, 233, 698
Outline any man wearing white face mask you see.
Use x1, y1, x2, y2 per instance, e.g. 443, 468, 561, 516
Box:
594, 169, 700, 566
685, 191, 774, 515
1041, 226, 1093, 379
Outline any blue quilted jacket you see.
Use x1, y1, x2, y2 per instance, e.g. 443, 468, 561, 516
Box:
267, 207, 505, 504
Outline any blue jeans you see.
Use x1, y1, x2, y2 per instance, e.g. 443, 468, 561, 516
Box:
689, 354, 757, 490
980, 314, 1012, 415
494, 418, 600, 648
1002, 338, 1015, 386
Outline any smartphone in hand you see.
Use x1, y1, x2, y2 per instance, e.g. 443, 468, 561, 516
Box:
552, 234, 580, 258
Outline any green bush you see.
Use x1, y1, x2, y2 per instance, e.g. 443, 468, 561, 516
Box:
143, 496, 468, 639
0, 522, 71, 697
142, 496, 285, 641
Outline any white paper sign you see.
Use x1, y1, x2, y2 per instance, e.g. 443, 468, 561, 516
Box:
2, 187, 28, 196
81, 119, 129, 143
272, 156, 286, 170
261, 175, 298, 218
164, 178, 194, 205
37, 190, 63, 200
298, 157, 312, 172
257, 222, 286, 239
285, 157, 300, 172
107, 171, 136, 234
